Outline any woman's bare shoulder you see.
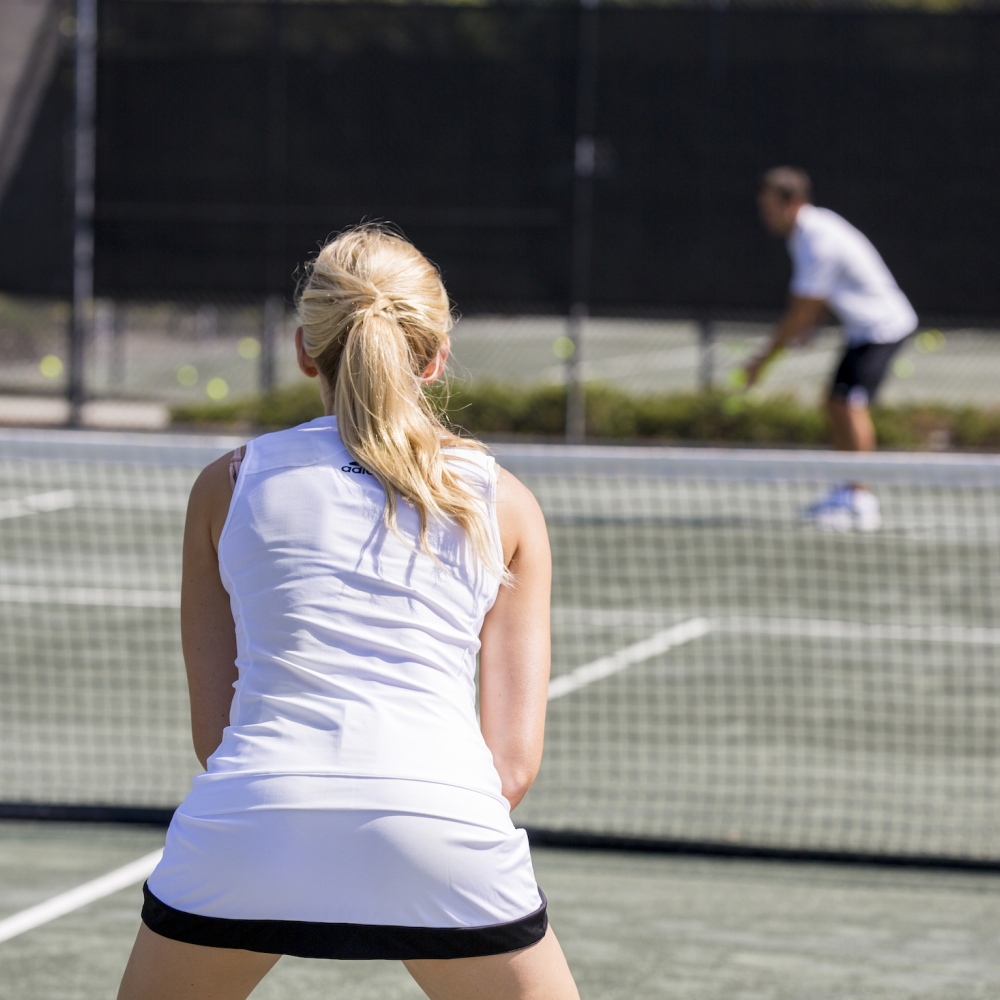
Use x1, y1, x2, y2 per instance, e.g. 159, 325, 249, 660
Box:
191, 451, 234, 502
187, 450, 240, 545
494, 463, 548, 562
494, 463, 538, 511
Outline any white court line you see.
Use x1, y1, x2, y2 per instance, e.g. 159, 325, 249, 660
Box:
551, 608, 1000, 646
0, 490, 75, 521
0, 849, 162, 944
716, 616, 1000, 646
548, 617, 711, 701
0, 585, 179, 607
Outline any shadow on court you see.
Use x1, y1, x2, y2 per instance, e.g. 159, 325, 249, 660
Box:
2, 821, 999, 1000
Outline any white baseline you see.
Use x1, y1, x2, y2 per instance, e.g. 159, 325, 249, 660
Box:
0, 490, 75, 521
0, 585, 179, 608
552, 608, 1000, 647
0, 849, 163, 944
548, 617, 711, 701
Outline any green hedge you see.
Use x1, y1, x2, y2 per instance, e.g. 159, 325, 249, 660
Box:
171, 380, 1000, 451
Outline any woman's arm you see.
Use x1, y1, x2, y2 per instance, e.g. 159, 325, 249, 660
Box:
180, 453, 239, 768
478, 466, 552, 811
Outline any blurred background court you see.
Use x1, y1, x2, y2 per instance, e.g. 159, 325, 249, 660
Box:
2, 0, 999, 996
2, 0, 1000, 431
4, 299, 1000, 413
2, 431, 999, 998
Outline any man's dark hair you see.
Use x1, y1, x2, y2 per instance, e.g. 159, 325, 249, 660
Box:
760, 166, 812, 204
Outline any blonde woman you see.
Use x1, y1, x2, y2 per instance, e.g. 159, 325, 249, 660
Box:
117, 228, 578, 1000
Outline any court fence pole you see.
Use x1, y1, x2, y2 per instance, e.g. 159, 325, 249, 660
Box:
261, 0, 286, 395
68, 0, 98, 427
566, 302, 587, 440
260, 294, 281, 393
566, 0, 599, 443
699, 316, 715, 391
697, 0, 726, 397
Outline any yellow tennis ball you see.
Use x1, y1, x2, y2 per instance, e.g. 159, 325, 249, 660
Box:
916, 330, 945, 354
39, 355, 63, 379
206, 377, 229, 400
238, 337, 261, 360
727, 367, 748, 390
552, 336, 575, 360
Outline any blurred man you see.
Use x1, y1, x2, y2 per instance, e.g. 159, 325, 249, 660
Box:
746, 166, 917, 530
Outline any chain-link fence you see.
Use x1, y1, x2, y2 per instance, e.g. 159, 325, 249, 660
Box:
450, 317, 1000, 409
4, 1, 1000, 314
0, 292, 305, 426
4, 290, 999, 426
3, 1, 1000, 429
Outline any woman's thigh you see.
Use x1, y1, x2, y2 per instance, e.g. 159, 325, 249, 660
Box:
403, 926, 579, 1000
117, 923, 280, 1000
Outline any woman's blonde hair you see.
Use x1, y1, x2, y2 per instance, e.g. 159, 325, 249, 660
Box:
297, 225, 502, 576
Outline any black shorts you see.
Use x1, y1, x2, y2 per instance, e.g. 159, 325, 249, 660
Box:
830, 336, 911, 406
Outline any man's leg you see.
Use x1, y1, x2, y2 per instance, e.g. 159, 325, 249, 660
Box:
827, 395, 875, 452
826, 337, 911, 453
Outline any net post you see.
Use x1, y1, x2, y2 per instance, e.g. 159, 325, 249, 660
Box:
67, 0, 98, 427
698, 316, 714, 391
566, 0, 599, 444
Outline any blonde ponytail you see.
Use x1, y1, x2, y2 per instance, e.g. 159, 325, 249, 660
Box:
297, 226, 503, 578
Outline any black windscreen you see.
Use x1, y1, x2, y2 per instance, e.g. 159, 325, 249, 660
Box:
1, 3, 997, 321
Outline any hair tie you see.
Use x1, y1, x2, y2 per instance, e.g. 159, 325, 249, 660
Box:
366, 291, 395, 318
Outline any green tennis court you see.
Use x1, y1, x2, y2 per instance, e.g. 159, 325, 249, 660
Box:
3, 820, 1000, 1000
2, 429, 1000, 996
3, 430, 999, 861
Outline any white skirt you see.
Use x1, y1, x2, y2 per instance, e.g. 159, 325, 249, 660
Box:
143, 773, 546, 959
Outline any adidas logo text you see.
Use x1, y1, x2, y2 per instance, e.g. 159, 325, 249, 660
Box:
341, 461, 373, 476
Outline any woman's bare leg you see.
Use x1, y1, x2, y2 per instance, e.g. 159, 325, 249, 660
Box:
117, 923, 280, 1000
404, 925, 579, 1000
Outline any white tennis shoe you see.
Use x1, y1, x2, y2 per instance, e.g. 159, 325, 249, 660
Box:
803, 485, 882, 533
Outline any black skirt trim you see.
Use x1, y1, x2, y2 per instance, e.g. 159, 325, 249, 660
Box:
141, 883, 548, 960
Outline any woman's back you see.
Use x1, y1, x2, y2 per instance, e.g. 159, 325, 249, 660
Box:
211, 414, 504, 799
124, 227, 577, 998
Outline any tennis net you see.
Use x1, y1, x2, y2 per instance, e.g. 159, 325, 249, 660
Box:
2, 429, 999, 863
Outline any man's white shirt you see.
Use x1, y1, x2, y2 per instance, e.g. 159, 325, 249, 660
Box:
788, 204, 917, 346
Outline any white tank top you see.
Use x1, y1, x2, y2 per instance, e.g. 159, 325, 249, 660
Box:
207, 415, 506, 807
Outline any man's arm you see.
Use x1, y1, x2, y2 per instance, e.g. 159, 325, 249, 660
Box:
744, 295, 827, 387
